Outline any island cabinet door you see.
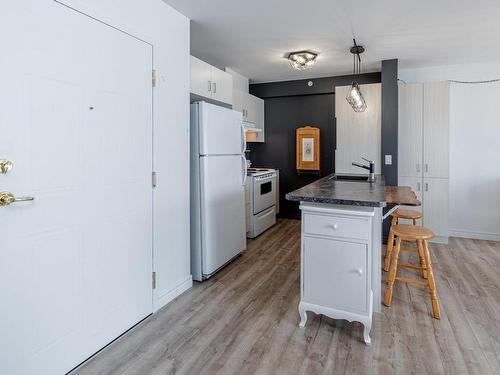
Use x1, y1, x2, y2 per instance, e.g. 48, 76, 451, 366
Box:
302, 236, 368, 313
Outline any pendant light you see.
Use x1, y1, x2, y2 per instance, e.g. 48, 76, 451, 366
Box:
346, 39, 367, 112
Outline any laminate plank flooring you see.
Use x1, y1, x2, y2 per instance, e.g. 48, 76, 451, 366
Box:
72, 219, 500, 375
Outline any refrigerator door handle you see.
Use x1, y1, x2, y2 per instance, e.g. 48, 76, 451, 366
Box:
241, 123, 247, 154
241, 155, 247, 186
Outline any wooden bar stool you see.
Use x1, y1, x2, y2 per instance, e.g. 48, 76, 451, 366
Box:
383, 224, 440, 319
383, 208, 423, 272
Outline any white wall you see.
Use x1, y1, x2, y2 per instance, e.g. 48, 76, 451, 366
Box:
57, 0, 192, 308
400, 62, 500, 240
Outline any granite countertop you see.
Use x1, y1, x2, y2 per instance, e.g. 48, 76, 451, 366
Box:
286, 173, 387, 207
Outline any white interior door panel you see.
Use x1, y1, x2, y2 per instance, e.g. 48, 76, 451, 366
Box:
0, 2, 153, 374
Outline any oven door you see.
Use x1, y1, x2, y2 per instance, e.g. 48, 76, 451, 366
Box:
253, 176, 276, 214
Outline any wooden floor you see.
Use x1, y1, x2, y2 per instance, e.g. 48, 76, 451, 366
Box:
73, 219, 500, 375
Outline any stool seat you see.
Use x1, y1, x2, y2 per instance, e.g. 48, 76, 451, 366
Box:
391, 224, 434, 240
392, 208, 422, 220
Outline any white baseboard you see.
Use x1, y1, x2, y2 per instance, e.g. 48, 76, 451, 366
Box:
449, 229, 500, 242
154, 276, 193, 312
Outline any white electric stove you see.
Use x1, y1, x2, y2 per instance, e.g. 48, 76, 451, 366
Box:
246, 168, 277, 238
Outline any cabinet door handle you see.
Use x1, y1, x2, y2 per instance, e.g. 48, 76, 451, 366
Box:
416, 164, 421, 173
212, 82, 217, 93
416, 182, 421, 191
425, 183, 429, 192
425, 164, 428, 173
356, 269, 364, 276
208, 81, 212, 92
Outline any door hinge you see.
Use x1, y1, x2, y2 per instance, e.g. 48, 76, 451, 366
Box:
152, 69, 157, 88
152, 171, 157, 187
152, 271, 157, 289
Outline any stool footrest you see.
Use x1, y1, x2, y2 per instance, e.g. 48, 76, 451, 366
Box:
395, 276, 428, 287
398, 262, 426, 271
400, 246, 418, 252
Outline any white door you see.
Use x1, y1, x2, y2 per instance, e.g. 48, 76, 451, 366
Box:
303, 236, 368, 313
198, 102, 244, 156
423, 178, 449, 238
232, 89, 248, 121
200, 155, 246, 276
191, 56, 212, 98
0, 2, 153, 375
423, 82, 450, 178
211, 67, 234, 105
398, 83, 423, 177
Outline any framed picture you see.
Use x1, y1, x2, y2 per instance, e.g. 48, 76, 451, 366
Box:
302, 138, 314, 162
296, 126, 320, 173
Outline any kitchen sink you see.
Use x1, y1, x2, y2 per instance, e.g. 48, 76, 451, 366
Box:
329, 174, 374, 182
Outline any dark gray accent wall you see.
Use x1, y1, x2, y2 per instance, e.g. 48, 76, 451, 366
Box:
381, 59, 399, 186
249, 73, 382, 219
250, 73, 381, 99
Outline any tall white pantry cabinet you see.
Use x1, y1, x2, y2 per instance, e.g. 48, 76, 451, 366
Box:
398, 81, 449, 242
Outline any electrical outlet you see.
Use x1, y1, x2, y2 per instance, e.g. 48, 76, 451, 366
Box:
385, 155, 392, 165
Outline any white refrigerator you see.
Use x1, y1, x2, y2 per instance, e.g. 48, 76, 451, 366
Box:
190, 101, 247, 281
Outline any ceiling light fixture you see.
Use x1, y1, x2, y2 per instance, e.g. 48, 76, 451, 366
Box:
288, 50, 318, 71
346, 39, 367, 112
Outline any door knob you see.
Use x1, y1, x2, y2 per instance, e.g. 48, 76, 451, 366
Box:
0, 160, 13, 174
0, 192, 34, 207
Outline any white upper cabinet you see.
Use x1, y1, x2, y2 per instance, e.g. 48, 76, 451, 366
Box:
233, 89, 265, 142
254, 95, 265, 142
211, 67, 233, 105
191, 55, 212, 98
423, 81, 450, 178
190, 56, 233, 105
398, 83, 423, 177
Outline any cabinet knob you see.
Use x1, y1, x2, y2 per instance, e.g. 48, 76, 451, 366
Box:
356, 268, 364, 276
326, 223, 338, 230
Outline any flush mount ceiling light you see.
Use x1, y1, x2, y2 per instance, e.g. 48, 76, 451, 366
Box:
288, 50, 318, 71
346, 39, 367, 112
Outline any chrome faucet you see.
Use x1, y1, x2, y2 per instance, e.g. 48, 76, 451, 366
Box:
352, 157, 376, 182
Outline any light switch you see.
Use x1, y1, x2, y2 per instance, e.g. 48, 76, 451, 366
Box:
385, 155, 392, 165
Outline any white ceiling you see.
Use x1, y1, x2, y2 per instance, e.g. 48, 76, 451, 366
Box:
162, 0, 500, 83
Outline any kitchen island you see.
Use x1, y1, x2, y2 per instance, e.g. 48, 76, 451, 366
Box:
286, 174, 388, 344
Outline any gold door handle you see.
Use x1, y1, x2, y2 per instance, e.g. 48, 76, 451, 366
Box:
0, 160, 13, 174
0, 192, 34, 207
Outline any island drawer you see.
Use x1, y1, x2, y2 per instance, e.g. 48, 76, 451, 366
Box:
303, 213, 369, 240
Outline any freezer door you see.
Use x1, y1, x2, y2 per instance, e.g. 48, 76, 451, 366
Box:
200, 155, 246, 276
198, 102, 244, 156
